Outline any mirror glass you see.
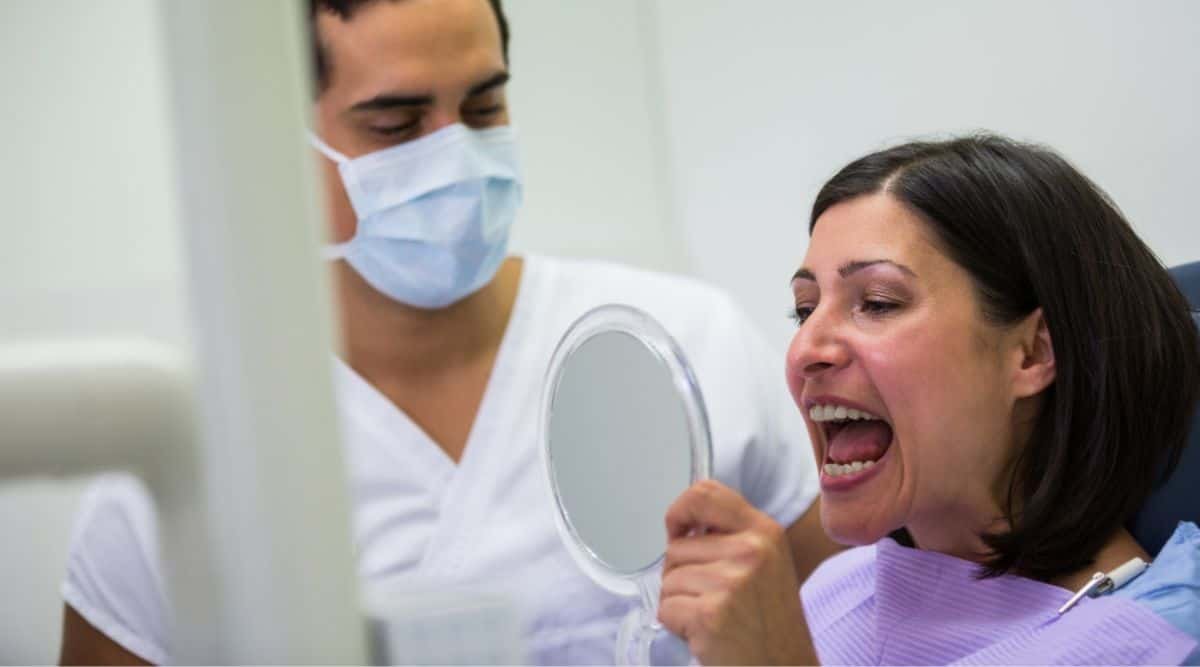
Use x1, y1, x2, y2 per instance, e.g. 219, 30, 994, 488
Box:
543, 306, 711, 581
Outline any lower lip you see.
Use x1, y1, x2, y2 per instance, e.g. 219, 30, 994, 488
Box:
820, 444, 891, 492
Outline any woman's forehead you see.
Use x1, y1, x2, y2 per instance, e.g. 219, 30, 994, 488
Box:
803, 194, 946, 279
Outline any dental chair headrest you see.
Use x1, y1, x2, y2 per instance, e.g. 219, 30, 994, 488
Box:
1128, 261, 1200, 555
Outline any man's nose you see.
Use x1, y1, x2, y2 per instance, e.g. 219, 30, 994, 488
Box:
423, 107, 462, 136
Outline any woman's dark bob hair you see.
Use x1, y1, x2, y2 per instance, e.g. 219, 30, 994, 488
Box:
811, 133, 1200, 581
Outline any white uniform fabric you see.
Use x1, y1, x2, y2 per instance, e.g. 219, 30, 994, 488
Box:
61, 254, 819, 664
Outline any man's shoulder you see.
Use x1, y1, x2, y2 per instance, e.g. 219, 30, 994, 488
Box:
534, 253, 726, 295
73, 474, 159, 544
66, 473, 162, 588
62, 473, 170, 664
527, 254, 742, 335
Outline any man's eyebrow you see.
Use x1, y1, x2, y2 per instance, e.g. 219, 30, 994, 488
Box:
349, 93, 432, 112
790, 260, 917, 284
346, 71, 509, 113
468, 71, 509, 96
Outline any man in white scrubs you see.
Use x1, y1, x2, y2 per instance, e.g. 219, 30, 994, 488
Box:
57, 1, 837, 663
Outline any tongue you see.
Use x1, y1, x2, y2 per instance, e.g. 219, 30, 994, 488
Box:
828, 421, 893, 464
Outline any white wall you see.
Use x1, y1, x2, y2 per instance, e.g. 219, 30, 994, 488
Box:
1, 1, 188, 345
653, 0, 1200, 348
504, 0, 686, 273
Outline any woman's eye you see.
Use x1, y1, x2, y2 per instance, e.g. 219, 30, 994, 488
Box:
789, 305, 815, 326
860, 299, 899, 315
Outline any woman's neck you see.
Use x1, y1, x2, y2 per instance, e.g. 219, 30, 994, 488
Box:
906, 503, 1005, 564
909, 514, 1151, 592
1049, 527, 1151, 592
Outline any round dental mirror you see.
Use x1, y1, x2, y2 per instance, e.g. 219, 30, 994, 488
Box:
540, 304, 713, 597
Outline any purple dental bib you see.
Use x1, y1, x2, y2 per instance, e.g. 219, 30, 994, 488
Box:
801, 538, 1197, 665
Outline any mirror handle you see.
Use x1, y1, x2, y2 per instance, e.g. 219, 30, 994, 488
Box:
615, 571, 692, 665
616, 606, 655, 665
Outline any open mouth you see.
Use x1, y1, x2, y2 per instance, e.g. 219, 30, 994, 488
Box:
808, 403, 894, 478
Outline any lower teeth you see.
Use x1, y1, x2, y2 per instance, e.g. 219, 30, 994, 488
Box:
824, 460, 876, 477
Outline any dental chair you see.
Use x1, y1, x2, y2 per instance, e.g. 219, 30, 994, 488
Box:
1128, 261, 1200, 554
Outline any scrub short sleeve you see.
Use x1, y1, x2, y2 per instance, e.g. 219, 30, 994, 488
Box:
61, 474, 170, 665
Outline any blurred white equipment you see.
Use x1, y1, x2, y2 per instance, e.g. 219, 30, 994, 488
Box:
0, 0, 366, 662
0, 340, 192, 481
364, 586, 526, 665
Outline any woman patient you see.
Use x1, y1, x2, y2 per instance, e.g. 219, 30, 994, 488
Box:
658, 134, 1200, 665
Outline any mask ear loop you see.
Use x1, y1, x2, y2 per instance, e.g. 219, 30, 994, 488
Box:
321, 242, 352, 261
308, 131, 349, 164
307, 132, 354, 260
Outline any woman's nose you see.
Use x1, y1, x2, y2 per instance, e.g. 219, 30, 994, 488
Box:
786, 308, 851, 380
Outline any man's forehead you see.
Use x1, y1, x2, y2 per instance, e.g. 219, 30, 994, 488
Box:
316, 0, 501, 63
316, 0, 504, 98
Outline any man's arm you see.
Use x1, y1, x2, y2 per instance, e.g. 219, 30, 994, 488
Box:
785, 496, 844, 583
59, 603, 152, 666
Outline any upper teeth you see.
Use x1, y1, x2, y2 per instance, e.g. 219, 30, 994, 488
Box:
809, 404, 879, 422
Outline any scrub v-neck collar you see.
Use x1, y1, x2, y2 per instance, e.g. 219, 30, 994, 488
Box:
333, 255, 541, 473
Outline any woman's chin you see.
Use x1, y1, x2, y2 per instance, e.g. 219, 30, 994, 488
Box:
821, 507, 895, 546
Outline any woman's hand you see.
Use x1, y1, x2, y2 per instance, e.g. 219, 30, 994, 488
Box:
657, 480, 816, 665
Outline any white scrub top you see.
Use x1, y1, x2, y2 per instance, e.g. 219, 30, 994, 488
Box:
61, 254, 819, 664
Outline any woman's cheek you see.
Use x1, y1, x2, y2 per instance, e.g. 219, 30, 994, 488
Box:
784, 340, 806, 407
860, 331, 932, 407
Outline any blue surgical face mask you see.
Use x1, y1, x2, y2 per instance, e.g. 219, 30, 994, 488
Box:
310, 123, 522, 309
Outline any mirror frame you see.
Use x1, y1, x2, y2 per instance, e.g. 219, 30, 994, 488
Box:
539, 304, 713, 596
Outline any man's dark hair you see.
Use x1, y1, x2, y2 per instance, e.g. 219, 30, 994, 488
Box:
811, 133, 1200, 581
307, 0, 510, 94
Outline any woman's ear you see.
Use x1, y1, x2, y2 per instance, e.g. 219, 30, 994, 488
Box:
1011, 308, 1056, 399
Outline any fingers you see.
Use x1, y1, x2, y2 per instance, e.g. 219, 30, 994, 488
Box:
665, 479, 763, 539
661, 560, 743, 597
656, 593, 697, 644
663, 532, 739, 572
658, 587, 738, 664
657, 485, 810, 666
662, 529, 780, 575
657, 591, 720, 653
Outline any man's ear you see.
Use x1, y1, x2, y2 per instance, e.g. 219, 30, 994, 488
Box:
1011, 308, 1056, 399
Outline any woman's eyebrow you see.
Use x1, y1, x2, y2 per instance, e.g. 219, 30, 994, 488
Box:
791, 259, 917, 285
839, 259, 917, 278
844, 256, 916, 274
791, 268, 816, 283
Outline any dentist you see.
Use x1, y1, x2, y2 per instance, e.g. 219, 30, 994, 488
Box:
58, 1, 838, 663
